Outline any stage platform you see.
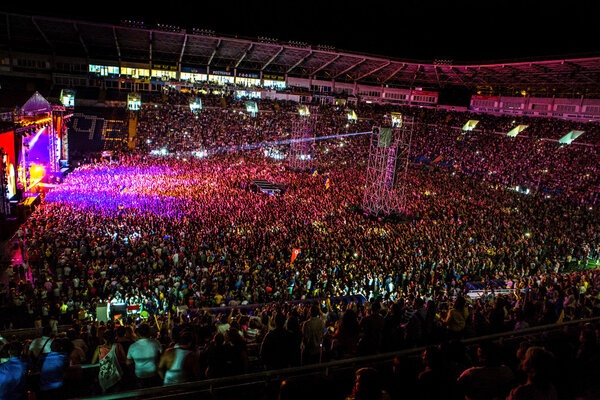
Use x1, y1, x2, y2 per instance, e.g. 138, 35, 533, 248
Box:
249, 180, 286, 195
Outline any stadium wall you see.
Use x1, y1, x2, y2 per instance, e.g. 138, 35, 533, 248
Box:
4, 51, 600, 120
470, 95, 600, 122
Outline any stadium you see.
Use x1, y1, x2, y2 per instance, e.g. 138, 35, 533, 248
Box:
0, 5, 600, 400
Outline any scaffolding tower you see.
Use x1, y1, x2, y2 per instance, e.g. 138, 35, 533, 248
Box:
0, 149, 9, 217
362, 115, 414, 216
288, 115, 316, 171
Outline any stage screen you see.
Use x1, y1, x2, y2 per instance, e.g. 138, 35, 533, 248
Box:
60, 89, 75, 107
128, 93, 141, 111
189, 98, 202, 113
21, 127, 51, 189
28, 127, 50, 164
0, 131, 16, 199
298, 105, 310, 116
245, 101, 258, 114
391, 112, 403, 128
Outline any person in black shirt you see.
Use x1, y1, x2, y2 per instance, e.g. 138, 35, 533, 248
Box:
260, 312, 297, 370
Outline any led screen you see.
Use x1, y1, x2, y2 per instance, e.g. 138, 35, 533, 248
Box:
189, 98, 202, 113
246, 101, 258, 113
128, 93, 141, 111
0, 131, 16, 198
60, 89, 75, 107
391, 112, 403, 128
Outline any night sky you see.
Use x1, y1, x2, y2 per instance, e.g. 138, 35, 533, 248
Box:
2, 1, 600, 63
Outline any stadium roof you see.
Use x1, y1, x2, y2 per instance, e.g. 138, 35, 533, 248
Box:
1, 12, 600, 93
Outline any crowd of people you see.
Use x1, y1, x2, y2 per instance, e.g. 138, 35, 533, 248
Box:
135, 90, 600, 204
1, 89, 600, 399
2, 296, 600, 399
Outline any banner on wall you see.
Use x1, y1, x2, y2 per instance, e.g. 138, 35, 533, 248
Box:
210, 69, 234, 77
237, 71, 260, 79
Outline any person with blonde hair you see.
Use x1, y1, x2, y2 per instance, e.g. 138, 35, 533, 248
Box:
443, 296, 469, 338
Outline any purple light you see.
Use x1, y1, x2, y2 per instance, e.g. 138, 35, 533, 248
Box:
45, 165, 195, 218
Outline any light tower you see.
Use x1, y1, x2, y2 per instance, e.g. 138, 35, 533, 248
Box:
362, 114, 413, 216
288, 115, 317, 171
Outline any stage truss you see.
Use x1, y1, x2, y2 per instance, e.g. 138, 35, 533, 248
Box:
16, 106, 70, 195
288, 115, 317, 171
362, 116, 414, 216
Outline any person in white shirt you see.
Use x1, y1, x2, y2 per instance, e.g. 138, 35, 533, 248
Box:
29, 326, 54, 359
127, 323, 162, 388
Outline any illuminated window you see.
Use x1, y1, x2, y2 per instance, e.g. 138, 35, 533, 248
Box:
503, 102, 522, 109
121, 67, 150, 79
151, 69, 177, 79
208, 75, 234, 85
235, 90, 261, 99
235, 77, 261, 87
89, 64, 119, 76
181, 72, 207, 82
263, 80, 286, 89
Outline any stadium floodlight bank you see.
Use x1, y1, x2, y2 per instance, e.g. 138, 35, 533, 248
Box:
506, 125, 529, 137
559, 130, 585, 145
462, 120, 479, 131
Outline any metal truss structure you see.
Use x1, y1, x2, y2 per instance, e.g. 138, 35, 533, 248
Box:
362, 116, 414, 216
15, 104, 70, 194
287, 116, 316, 172
0, 149, 9, 217
48, 120, 60, 173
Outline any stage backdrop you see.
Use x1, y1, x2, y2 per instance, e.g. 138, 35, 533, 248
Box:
0, 130, 17, 199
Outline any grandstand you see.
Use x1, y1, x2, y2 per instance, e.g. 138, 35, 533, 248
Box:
0, 12, 600, 113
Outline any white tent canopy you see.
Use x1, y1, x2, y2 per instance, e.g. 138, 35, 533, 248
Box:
21, 91, 52, 114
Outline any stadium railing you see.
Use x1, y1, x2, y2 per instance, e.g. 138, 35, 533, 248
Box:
80, 316, 600, 400
0, 325, 71, 340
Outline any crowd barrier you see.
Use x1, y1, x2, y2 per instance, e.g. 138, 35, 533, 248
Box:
189, 294, 367, 315
0, 325, 71, 340
0, 296, 367, 341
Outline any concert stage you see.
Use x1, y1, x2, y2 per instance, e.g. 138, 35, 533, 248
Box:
1, 92, 70, 225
